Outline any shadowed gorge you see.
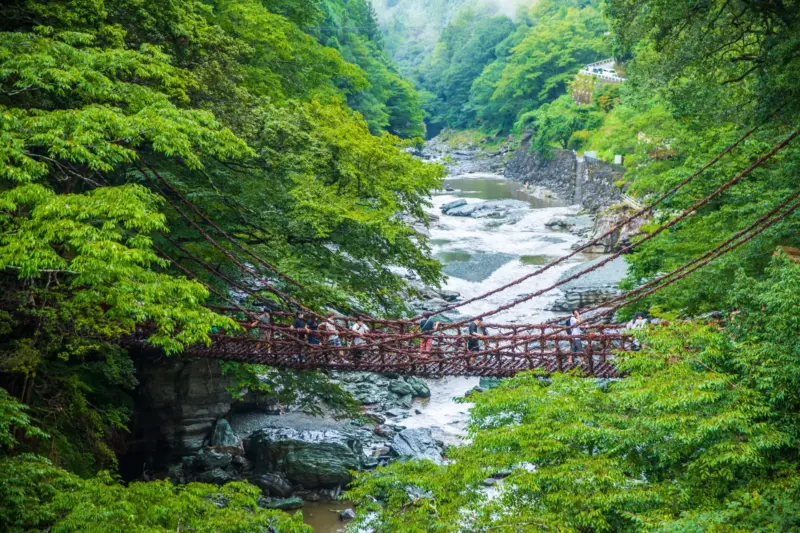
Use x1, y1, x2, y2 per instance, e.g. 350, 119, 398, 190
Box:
2, 0, 800, 532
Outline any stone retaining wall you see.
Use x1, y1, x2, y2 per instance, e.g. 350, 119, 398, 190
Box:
505, 139, 624, 212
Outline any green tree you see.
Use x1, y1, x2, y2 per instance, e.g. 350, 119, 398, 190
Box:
317, 0, 426, 138
470, 0, 611, 132
519, 94, 603, 153
0, 0, 443, 473
415, 7, 516, 134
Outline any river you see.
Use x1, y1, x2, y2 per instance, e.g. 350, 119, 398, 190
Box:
305, 172, 594, 532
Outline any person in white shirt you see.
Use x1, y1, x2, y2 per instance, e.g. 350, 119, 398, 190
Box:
568, 309, 583, 365
351, 317, 370, 362
625, 312, 648, 350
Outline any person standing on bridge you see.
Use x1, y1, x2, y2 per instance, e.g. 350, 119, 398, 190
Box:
419, 316, 439, 358
351, 317, 370, 362
292, 313, 307, 341
323, 311, 343, 360
625, 312, 648, 351
468, 317, 485, 353
568, 309, 583, 365
306, 316, 320, 345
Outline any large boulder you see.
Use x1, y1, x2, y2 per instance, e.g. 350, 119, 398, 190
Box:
445, 199, 528, 219
243, 414, 365, 489
439, 290, 460, 302
389, 380, 414, 397
440, 199, 467, 213
404, 376, 431, 398
583, 207, 649, 253
545, 214, 595, 237
195, 448, 233, 470
259, 497, 304, 510
211, 419, 244, 455
250, 473, 294, 497
194, 468, 234, 485
390, 428, 443, 464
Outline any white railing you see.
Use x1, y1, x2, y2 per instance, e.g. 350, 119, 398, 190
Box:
579, 58, 626, 83
621, 194, 644, 210
578, 69, 626, 83
584, 58, 617, 69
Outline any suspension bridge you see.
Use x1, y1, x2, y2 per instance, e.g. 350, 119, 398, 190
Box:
133, 122, 800, 378
182, 313, 630, 378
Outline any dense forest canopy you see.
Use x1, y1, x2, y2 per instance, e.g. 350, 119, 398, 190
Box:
0, 0, 442, 529
2, 0, 800, 531
378, 0, 612, 135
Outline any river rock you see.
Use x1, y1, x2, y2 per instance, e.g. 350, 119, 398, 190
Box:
194, 467, 234, 485
439, 290, 461, 302
243, 413, 364, 489
390, 428, 443, 464
260, 497, 304, 510
339, 508, 356, 521
545, 214, 595, 237
210, 419, 244, 454
336, 372, 432, 413
441, 199, 467, 213
374, 425, 392, 438
404, 376, 430, 397
251, 473, 293, 497
195, 448, 233, 470
389, 379, 414, 397
479, 377, 503, 390
445, 199, 528, 219
396, 394, 414, 409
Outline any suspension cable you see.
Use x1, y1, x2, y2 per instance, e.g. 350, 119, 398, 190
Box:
304, 129, 799, 353
415, 120, 771, 318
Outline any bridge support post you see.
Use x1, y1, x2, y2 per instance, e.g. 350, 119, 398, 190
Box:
556, 337, 564, 373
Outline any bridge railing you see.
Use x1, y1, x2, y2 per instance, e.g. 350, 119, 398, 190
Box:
185, 311, 634, 377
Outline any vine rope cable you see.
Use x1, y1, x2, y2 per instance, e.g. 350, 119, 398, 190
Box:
415, 120, 771, 318
143, 120, 767, 322
306, 127, 800, 354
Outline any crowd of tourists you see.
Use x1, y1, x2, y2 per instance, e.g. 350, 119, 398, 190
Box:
251, 308, 650, 364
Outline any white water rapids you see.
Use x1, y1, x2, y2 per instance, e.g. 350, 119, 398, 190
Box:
399, 172, 595, 445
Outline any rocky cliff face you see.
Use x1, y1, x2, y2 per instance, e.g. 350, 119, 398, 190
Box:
124, 354, 233, 474
123, 355, 440, 503
505, 148, 577, 200
505, 143, 624, 212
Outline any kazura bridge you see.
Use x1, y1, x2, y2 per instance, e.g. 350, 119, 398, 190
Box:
136, 123, 800, 379
179, 312, 631, 378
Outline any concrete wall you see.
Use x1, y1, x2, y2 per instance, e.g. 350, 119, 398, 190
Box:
505, 140, 624, 212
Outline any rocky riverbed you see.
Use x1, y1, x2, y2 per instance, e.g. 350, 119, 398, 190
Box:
160, 372, 450, 504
